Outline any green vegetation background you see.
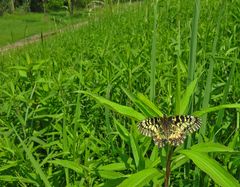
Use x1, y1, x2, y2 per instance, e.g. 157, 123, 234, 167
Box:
0, 0, 239, 186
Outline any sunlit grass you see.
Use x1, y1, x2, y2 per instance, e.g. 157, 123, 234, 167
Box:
0, 10, 87, 47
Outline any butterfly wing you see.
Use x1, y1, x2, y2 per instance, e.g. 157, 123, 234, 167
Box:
168, 115, 201, 146
138, 117, 160, 137
138, 117, 168, 147
171, 115, 201, 133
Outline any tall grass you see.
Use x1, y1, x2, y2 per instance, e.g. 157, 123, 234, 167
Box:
150, 0, 158, 102
0, 0, 240, 186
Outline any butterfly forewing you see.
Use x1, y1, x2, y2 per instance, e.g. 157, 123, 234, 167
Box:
171, 115, 202, 133
138, 117, 160, 136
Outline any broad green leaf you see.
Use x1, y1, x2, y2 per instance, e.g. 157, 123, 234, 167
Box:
193, 104, 240, 116
98, 163, 127, 171
48, 159, 84, 174
98, 170, 126, 179
79, 91, 145, 120
136, 92, 163, 117
191, 142, 239, 153
180, 78, 198, 114
180, 150, 240, 187
118, 168, 160, 187
122, 87, 157, 117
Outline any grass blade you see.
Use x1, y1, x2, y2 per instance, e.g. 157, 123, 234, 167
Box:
150, 0, 158, 101
187, 0, 200, 84
114, 118, 129, 142
215, 59, 237, 132
200, 1, 225, 139
193, 104, 240, 116
130, 134, 140, 168
179, 78, 198, 114
11, 124, 51, 187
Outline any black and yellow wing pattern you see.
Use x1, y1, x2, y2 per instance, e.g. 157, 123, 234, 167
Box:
138, 115, 201, 147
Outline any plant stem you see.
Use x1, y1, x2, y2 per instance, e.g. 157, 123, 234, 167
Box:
164, 146, 174, 187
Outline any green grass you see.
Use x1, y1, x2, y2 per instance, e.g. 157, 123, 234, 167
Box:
0, 0, 240, 186
0, 10, 87, 47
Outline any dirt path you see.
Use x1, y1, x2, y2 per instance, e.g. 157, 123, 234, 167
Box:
0, 21, 88, 54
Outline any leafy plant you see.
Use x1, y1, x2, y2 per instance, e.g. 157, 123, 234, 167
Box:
81, 85, 240, 186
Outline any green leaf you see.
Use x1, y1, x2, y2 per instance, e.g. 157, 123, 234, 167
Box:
0, 175, 38, 185
136, 92, 163, 117
11, 124, 51, 187
193, 104, 240, 116
228, 129, 239, 149
130, 134, 140, 168
117, 168, 160, 187
180, 78, 198, 114
180, 150, 240, 187
171, 154, 189, 171
114, 118, 130, 142
98, 170, 126, 179
48, 159, 84, 174
98, 163, 127, 171
122, 88, 161, 117
18, 69, 27, 78
191, 142, 239, 153
79, 91, 145, 121
0, 161, 19, 172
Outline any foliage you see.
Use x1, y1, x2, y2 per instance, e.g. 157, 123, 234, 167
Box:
46, 0, 65, 11
0, 0, 240, 186
0, 0, 9, 15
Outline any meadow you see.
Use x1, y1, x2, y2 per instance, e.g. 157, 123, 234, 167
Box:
0, 0, 240, 186
0, 10, 87, 47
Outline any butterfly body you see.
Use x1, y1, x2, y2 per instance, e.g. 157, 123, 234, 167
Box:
138, 115, 201, 147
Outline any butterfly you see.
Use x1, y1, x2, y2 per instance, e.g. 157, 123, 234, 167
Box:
138, 115, 201, 147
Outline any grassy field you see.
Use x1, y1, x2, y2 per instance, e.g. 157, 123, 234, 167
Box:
0, 10, 87, 47
0, 0, 240, 186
